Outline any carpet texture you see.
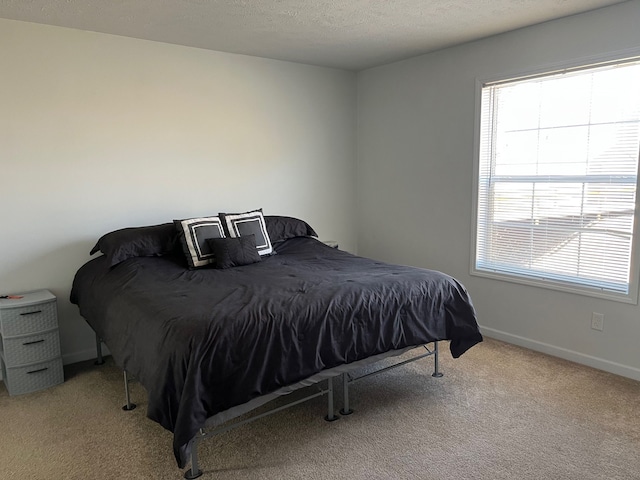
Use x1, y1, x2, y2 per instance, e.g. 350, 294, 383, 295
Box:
1, 338, 639, 480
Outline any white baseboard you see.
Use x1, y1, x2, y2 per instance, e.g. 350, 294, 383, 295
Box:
481, 326, 640, 382
62, 345, 111, 366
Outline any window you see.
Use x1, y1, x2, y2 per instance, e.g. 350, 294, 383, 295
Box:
472, 57, 640, 302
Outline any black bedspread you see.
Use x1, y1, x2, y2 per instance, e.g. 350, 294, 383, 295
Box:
70, 237, 482, 467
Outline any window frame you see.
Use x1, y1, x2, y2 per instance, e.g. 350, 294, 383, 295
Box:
470, 49, 640, 304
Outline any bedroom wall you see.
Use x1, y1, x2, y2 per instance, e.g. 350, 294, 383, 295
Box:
357, 1, 640, 380
0, 19, 357, 367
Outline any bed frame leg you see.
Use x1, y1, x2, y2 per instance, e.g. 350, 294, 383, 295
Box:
340, 373, 353, 415
184, 437, 203, 479
432, 341, 444, 378
122, 370, 137, 411
94, 333, 105, 365
324, 377, 338, 422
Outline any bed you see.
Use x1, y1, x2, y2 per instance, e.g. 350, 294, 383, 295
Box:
70, 213, 482, 478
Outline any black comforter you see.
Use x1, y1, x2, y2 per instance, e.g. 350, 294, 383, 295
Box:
70, 237, 482, 467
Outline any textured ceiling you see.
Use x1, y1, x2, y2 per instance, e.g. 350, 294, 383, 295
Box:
0, 0, 629, 70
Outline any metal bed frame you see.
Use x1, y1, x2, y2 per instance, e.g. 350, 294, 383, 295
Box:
94, 334, 444, 479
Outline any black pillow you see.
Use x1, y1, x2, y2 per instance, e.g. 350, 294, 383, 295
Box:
264, 216, 317, 244
207, 235, 262, 269
90, 223, 178, 267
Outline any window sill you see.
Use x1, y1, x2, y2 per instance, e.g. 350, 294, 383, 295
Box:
470, 267, 638, 305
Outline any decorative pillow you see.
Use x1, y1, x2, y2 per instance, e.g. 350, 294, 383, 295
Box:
206, 235, 262, 269
174, 216, 225, 268
264, 215, 317, 244
220, 209, 273, 256
90, 223, 178, 267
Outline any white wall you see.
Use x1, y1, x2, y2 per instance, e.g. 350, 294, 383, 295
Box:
0, 19, 357, 365
357, 1, 640, 380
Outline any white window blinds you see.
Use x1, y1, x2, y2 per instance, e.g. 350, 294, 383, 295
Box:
475, 59, 640, 300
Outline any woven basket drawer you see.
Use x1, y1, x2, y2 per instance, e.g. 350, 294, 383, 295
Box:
2, 330, 61, 367
3, 358, 64, 396
0, 301, 57, 336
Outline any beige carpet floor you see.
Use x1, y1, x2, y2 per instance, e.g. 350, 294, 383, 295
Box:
1, 338, 639, 480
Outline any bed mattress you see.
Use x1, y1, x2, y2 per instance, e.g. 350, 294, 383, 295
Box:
70, 237, 482, 467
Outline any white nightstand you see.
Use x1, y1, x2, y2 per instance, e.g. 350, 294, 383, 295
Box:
0, 290, 64, 396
